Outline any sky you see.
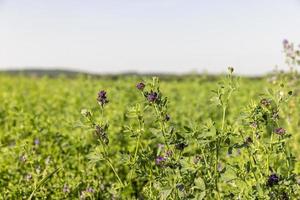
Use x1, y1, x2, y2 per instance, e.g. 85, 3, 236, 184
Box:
0, 0, 300, 75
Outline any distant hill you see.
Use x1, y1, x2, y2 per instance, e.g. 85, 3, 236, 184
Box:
0, 68, 199, 77
0, 69, 87, 77
0, 68, 264, 81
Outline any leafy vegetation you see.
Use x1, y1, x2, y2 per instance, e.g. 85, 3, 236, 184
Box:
1, 41, 300, 199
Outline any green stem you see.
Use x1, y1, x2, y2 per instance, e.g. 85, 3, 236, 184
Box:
154, 105, 169, 149
200, 148, 212, 179
134, 132, 141, 162
221, 106, 226, 131
107, 159, 124, 187
214, 106, 226, 199
133, 118, 143, 162
28, 168, 61, 200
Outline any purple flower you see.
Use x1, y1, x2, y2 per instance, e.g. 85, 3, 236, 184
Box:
147, 92, 158, 103
283, 39, 289, 47
275, 127, 286, 135
86, 187, 94, 193
97, 90, 109, 106
34, 138, 40, 146
136, 82, 145, 90
155, 156, 165, 165
267, 173, 279, 187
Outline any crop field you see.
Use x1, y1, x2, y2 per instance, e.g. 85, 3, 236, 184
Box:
1, 70, 300, 199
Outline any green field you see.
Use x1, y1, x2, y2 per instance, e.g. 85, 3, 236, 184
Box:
0, 71, 300, 199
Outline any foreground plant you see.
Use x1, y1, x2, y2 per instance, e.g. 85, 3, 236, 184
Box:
80, 69, 300, 199
81, 90, 125, 196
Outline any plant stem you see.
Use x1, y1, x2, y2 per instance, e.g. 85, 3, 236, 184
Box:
107, 159, 124, 187
221, 106, 226, 131
154, 105, 169, 149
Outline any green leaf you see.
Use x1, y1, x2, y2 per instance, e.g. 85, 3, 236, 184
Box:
160, 188, 173, 200
194, 177, 205, 191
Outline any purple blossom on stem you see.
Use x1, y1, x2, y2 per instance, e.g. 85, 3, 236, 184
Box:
147, 92, 158, 103
155, 156, 165, 165
86, 187, 94, 193
275, 127, 286, 135
283, 39, 289, 48
267, 173, 279, 187
34, 138, 40, 145
97, 90, 109, 106
136, 82, 145, 90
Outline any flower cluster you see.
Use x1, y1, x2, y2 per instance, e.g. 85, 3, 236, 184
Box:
80, 187, 94, 199
155, 144, 173, 166
267, 173, 280, 187
155, 156, 165, 165
136, 82, 145, 90
97, 90, 109, 107
77, 75, 299, 199
147, 91, 158, 103
275, 127, 286, 135
283, 39, 300, 67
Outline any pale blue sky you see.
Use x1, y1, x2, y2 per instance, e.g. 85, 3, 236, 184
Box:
0, 0, 300, 75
